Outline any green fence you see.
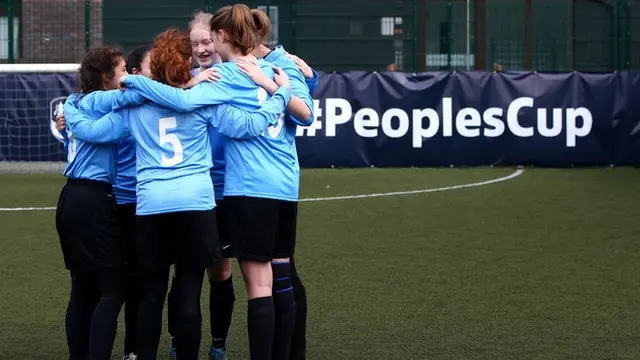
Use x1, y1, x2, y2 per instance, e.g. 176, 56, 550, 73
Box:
1, 0, 639, 72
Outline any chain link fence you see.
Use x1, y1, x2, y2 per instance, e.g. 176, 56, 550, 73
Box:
0, 0, 638, 72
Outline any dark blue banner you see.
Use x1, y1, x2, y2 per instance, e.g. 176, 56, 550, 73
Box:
0, 73, 76, 162
1, 71, 639, 166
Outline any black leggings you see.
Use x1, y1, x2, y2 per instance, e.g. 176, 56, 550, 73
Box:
135, 266, 205, 360
66, 270, 125, 360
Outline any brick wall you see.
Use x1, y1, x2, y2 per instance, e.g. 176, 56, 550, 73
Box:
21, 0, 102, 63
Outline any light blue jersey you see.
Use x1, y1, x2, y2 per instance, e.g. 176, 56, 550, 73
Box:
305, 70, 319, 96
192, 67, 226, 200
71, 90, 141, 203
63, 90, 143, 183
122, 60, 309, 201
111, 84, 291, 215
114, 136, 137, 204
264, 45, 315, 126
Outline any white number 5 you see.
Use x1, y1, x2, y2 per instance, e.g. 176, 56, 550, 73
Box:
159, 117, 183, 167
257, 88, 285, 139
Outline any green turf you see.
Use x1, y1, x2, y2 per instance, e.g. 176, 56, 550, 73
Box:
1, 167, 639, 359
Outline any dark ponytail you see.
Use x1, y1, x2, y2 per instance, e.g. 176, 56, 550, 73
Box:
251, 8, 271, 44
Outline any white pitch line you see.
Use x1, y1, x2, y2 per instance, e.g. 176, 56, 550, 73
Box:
299, 168, 524, 202
0, 169, 524, 212
0, 206, 57, 212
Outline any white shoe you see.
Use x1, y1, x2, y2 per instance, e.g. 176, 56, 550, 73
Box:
123, 353, 137, 360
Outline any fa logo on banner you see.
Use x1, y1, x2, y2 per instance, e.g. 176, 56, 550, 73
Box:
49, 96, 67, 142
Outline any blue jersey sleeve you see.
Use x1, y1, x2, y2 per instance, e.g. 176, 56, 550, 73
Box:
57, 130, 69, 152
305, 69, 319, 96
79, 89, 145, 114
209, 87, 291, 139
121, 69, 234, 112
64, 99, 127, 143
281, 62, 315, 126
62, 133, 69, 153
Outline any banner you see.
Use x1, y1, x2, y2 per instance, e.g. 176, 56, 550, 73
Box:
1, 71, 639, 167
0, 73, 76, 162
298, 71, 640, 167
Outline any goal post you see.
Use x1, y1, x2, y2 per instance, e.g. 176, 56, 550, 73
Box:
0, 63, 80, 174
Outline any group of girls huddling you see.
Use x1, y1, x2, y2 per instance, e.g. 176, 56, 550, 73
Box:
54, 4, 317, 360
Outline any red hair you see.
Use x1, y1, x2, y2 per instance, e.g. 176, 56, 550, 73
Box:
150, 28, 192, 87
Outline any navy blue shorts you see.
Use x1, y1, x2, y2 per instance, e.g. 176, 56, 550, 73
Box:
136, 209, 221, 270
224, 196, 297, 261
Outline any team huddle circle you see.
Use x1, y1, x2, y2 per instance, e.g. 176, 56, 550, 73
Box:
55, 4, 317, 360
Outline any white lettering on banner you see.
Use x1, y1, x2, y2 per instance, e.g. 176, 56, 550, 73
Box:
297, 97, 593, 148
381, 109, 409, 138
325, 98, 351, 137
353, 108, 379, 137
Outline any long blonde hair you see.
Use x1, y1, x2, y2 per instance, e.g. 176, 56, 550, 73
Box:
189, 10, 213, 31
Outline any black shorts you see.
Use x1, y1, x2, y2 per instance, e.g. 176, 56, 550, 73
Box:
224, 196, 297, 261
55, 178, 125, 272
215, 199, 233, 258
136, 209, 221, 271
116, 203, 137, 268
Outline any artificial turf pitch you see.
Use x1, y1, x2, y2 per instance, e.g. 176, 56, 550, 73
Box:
1, 167, 639, 359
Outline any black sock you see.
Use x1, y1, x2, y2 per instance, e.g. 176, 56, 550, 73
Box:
271, 262, 296, 360
289, 258, 307, 360
209, 275, 235, 349
247, 296, 274, 360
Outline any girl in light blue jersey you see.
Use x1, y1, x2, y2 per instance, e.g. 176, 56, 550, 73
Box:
116, 28, 292, 360
55, 46, 143, 360
191, 12, 237, 360
249, 10, 318, 360
57, 45, 159, 360
118, 44, 151, 360
210, 7, 314, 360
165, 11, 237, 360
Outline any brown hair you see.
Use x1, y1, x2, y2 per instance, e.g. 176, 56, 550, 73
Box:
150, 28, 193, 87
251, 8, 271, 44
126, 44, 151, 74
78, 46, 124, 94
210, 4, 257, 55
189, 10, 212, 32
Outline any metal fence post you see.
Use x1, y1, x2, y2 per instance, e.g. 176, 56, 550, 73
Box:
616, 0, 623, 70
291, 2, 298, 54
446, 0, 452, 69
624, 1, 631, 70
609, 0, 615, 71
7, 0, 14, 64
412, 0, 418, 73
524, 0, 533, 70
85, 0, 91, 52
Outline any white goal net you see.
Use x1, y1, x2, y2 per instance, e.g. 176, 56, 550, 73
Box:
0, 63, 79, 173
